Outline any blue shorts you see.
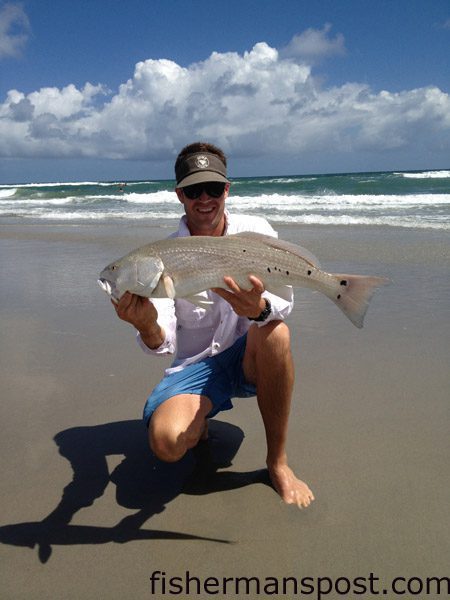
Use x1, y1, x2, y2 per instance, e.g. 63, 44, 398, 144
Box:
143, 334, 257, 427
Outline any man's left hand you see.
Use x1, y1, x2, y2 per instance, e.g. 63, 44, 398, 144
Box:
212, 275, 266, 318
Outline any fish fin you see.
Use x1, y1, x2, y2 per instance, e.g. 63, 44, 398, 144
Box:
184, 293, 215, 309
135, 258, 164, 295
330, 274, 391, 328
163, 274, 176, 299
264, 284, 293, 302
232, 231, 320, 268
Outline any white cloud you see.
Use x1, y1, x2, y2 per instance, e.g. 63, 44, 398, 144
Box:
0, 36, 449, 164
279, 24, 346, 64
0, 2, 30, 59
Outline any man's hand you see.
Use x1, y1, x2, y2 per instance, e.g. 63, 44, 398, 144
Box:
212, 275, 266, 319
112, 292, 164, 349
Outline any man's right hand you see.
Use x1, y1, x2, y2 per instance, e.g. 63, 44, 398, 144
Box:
113, 292, 165, 349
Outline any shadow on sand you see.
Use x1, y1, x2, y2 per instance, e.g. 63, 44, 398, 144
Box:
0, 419, 270, 563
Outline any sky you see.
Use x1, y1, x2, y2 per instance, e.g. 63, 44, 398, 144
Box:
0, 0, 449, 183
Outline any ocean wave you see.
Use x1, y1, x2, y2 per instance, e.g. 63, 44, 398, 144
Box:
124, 191, 178, 204
10, 181, 103, 188
228, 193, 450, 209
395, 170, 450, 179
0, 196, 82, 206
5, 191, 448, 208
263, 177, 318, 184
0, 181, 133, 189
264, 214, 450, 230
2, 207, 447, 229
121, 180, 157, 186
0, 193, 164, 205
0, 208, 182, 220
231, 177, 318, 185
1, 174, 448, 231
0, 188, 16, 198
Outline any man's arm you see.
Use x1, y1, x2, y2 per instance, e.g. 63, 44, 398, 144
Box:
113, 292, 165, 349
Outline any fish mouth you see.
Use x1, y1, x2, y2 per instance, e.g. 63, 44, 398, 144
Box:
98, 278, 121, 304
98, 278, 112, 296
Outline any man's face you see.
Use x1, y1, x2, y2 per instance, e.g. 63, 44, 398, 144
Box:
176, 182, 230, 236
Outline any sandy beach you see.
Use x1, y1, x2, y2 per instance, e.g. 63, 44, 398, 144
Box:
0, 221, 449, 599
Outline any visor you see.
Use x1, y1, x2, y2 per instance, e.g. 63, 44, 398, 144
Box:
175, 152, 229, 188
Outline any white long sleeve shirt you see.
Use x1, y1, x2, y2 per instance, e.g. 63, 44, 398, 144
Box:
137, 211, 294, 375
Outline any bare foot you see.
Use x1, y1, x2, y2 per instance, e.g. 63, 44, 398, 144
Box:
268, 462, 315, 508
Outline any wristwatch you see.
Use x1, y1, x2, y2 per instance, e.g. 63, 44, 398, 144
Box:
248, 298, 272, 322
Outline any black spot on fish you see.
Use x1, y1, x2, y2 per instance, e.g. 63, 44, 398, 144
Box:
307, 270, 312, 276
286, 270, 289, 275
337, 294, 341, 299
243, 249, 246, 252
340, 280, 348, 286
267, 267, 271, 273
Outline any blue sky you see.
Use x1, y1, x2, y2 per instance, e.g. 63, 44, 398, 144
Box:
0, 0, 449, 183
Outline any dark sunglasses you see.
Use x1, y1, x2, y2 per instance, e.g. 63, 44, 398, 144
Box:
182, 182, 226, 200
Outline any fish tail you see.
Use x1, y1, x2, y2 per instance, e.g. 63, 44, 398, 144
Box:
330, 274, 390, 328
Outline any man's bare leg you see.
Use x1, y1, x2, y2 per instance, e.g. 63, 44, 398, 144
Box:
244, 321, 315, 508
149, 394, 212, 462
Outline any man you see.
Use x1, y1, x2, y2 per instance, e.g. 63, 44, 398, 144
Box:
114, 142, 314, 508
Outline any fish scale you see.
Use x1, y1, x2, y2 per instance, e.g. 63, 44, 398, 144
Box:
98, 232, 389, 328
149, 235, 317, 297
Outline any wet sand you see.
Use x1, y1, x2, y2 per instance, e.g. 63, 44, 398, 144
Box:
0, 221, 449, 599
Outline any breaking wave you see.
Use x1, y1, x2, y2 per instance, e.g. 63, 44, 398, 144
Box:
395, 170, 450, 179
1, 171, 449, 230
0, 188, 17, 198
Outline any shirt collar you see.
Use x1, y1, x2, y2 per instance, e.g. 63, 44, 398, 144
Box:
177, 210, 230, 237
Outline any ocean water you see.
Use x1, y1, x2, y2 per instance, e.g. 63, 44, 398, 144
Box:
1, 169, 449, 230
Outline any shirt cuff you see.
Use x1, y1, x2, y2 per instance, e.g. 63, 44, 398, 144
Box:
256, 290, 294, 327
136, 331, 175, 355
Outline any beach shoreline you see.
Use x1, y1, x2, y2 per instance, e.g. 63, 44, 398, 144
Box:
0, 221, 449, 598
2, 169, 449, 230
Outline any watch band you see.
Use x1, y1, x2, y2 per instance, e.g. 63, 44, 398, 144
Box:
248, 298, 272, 322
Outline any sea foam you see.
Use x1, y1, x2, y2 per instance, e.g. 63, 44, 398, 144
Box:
395, 170, 450, 179
0, 188, 16, 198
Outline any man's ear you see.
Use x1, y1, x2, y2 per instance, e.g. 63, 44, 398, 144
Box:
175, 188, 185, 204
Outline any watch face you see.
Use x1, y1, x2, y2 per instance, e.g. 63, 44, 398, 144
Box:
260, 299, 272, 321
250, 298, 272, 322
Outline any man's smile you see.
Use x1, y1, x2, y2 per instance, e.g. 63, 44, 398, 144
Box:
196, 205, 215, 213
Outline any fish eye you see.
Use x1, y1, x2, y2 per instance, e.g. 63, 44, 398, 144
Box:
111, 265, 117, 271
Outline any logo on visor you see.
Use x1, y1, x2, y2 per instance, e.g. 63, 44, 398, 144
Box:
195, 155, 210, 169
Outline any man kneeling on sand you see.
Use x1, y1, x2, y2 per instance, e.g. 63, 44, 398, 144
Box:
113, 141, 314, 508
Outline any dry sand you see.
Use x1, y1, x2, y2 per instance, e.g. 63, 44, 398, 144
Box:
0, 221, 449, 599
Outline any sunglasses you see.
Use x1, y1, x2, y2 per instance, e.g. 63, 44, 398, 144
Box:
182, 182, 226, 200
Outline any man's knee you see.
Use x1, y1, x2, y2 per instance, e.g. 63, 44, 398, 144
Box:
244, 321, 293, 384
251, 319, 292, 352
149, 416, 203, 463
267, 319, 291, 340
149, 420, 186, 462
